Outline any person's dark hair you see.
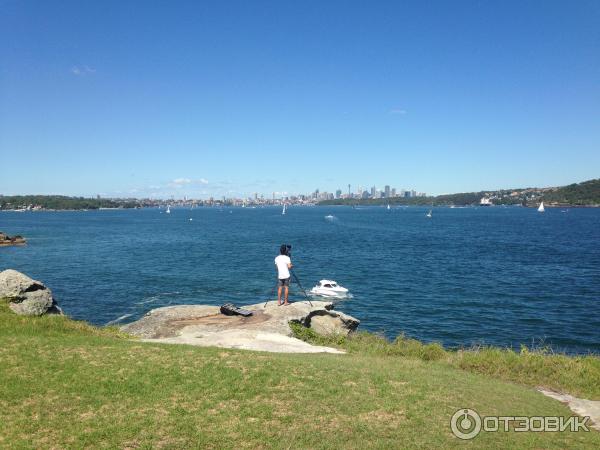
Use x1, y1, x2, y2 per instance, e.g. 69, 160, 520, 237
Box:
280, 244, 288, 255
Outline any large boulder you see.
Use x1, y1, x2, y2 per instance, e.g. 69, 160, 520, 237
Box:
0, 269, 62, 316
306, 310, 360, 336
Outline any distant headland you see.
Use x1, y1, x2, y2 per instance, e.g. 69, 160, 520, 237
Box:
319, 178, 600, 208
1, 178, 598, 211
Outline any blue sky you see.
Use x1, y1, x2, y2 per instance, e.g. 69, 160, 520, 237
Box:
1, 0, 599, 198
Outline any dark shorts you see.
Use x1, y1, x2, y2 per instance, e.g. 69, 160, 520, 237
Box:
278, 277, 290, 287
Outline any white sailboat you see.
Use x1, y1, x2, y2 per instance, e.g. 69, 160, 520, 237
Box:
426, 202, 433, 218
538, 202, 545, 213
282, 204, 287, 215
387, 204, 391, 211
166, 205, 171, 214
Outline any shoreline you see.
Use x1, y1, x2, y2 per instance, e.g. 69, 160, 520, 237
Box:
2, 203, 600, 212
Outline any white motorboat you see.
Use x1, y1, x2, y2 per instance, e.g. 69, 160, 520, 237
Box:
309, 280, 349, 297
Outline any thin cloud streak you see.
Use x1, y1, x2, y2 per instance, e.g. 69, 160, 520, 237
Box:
71, 65, 96, 76
123, 177, 294, 199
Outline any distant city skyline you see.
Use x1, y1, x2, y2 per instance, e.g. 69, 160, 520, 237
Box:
1, 175, 590, 201
97, 182, 426, 201
1, 1, 599, 198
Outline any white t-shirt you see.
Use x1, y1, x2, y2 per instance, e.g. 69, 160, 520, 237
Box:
274, 255, 291, 279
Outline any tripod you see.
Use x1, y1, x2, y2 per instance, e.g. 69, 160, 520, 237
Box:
291, 269, 313, 306
263, 269, 313, 307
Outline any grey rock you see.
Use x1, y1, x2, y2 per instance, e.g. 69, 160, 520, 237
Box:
538, 389, 600, 431
0, 269, 62, 316
307, 310, 360, 336
121, 300, 359, 353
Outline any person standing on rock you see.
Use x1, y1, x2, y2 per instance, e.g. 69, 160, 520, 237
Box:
275, 244, 293, 306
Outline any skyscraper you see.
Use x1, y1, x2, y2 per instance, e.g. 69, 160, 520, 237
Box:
384, 185, 390, 198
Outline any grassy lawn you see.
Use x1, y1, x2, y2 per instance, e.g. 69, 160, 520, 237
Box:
1, 304, 598, 449
291, 324, 600, 400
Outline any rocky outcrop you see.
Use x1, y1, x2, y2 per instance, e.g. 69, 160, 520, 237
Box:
121, 301, 359, 354
304, 309, 360, 336
0, 232, 26, 246
538, 389, 600, 431
0, 269, 62, 316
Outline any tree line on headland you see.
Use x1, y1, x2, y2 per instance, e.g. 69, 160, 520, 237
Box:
0, 195, 139, 210
319, 178, 600, 207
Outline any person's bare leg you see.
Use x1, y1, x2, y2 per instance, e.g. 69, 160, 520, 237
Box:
277, 286, 282, 305
284, 286, 289, 305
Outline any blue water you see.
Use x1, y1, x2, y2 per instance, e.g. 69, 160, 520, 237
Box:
1, 206, 599, 354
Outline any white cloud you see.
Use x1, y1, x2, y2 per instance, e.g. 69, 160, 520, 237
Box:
126, 177, 221, 199
168, 178, 208, 187
389, 108, 407, 115
71, 65, 96, 76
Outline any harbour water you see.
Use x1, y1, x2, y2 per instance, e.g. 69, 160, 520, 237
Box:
1, 206, 599, 354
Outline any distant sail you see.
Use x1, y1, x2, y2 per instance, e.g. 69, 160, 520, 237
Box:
538, 202, 545, 213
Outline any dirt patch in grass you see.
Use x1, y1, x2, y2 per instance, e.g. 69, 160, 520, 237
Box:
359, 409, 406, 423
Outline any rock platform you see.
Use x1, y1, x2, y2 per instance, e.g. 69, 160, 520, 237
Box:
121, 300, 359, 354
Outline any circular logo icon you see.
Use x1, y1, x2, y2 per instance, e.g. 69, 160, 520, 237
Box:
451, 408, 482, 440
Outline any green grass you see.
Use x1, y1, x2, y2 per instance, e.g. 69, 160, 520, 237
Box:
1, 304, 598, 449
290, 324, 600, 399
